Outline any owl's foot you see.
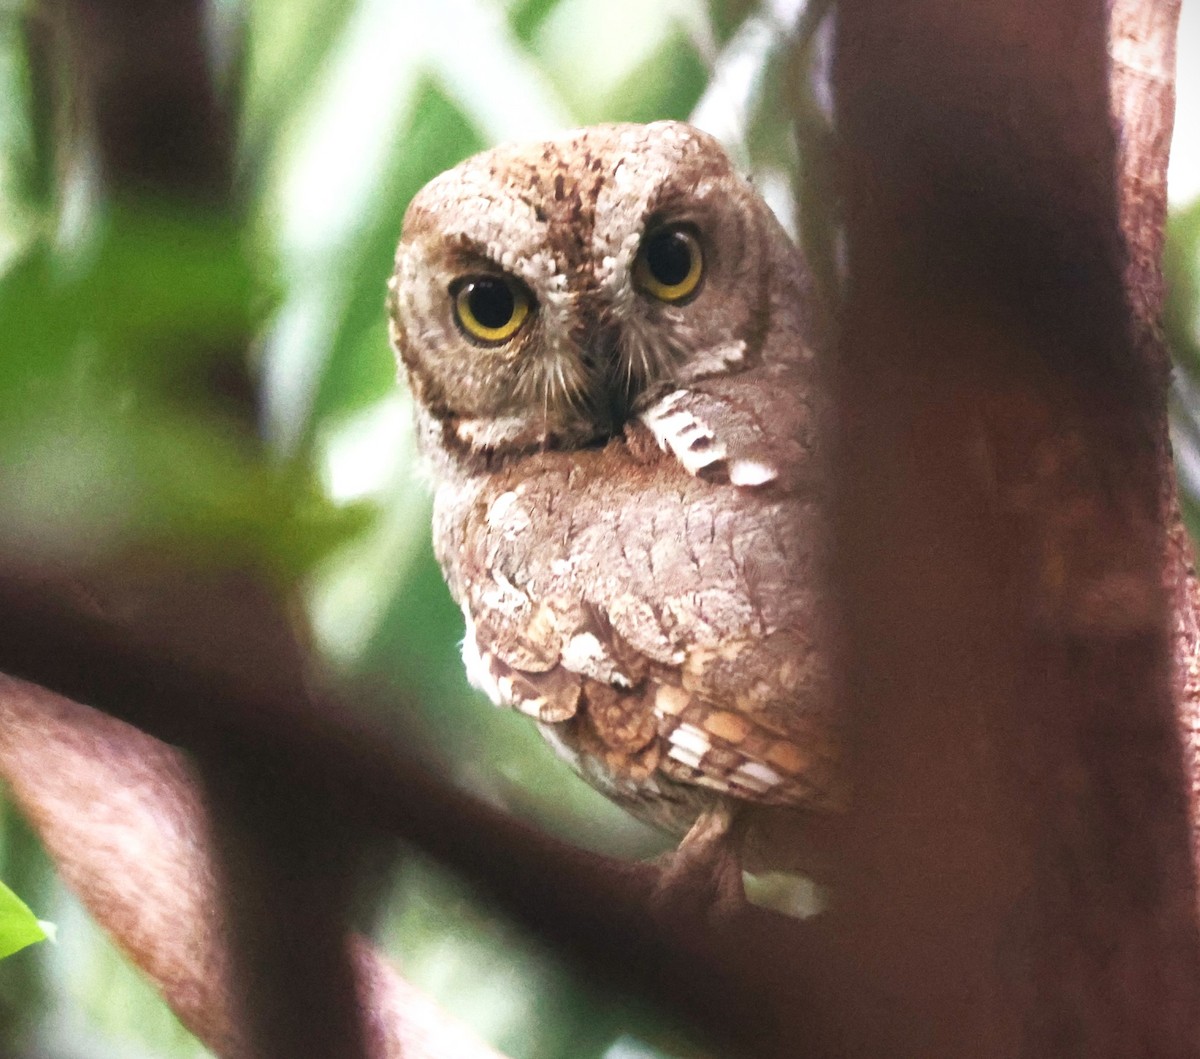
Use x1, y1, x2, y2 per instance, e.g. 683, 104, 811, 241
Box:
651, 803, 745, 919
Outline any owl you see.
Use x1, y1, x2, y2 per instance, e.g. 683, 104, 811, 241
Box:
388, 121, 840, 897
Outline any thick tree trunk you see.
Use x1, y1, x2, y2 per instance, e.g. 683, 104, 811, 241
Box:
1109, 0, 1200, 884
827, 0, 1200, 1054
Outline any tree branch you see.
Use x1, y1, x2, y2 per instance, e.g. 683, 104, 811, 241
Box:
1106, 0, 1200, 879
0, 675, 506, 1059
0, 573, 836, 1057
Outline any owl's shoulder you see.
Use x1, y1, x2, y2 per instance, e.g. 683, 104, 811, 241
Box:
634, 349, 824, 492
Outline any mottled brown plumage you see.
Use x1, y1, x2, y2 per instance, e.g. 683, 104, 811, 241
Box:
389, 121, 839, 889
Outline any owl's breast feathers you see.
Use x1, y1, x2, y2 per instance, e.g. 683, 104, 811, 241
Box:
436, 386, 842, 830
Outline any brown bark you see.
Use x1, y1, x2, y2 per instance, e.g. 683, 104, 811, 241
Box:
1108, 0, 1200, 881
0, 572, 823, 1057
827, 0, 1200, 1054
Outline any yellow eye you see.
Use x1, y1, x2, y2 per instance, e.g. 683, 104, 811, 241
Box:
634, 224, 704, 303
452, 275, 531, 344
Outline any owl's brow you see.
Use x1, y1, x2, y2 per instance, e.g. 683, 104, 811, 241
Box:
440, 234, 509, 271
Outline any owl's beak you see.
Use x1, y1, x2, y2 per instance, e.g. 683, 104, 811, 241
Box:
588, 324, 640, 436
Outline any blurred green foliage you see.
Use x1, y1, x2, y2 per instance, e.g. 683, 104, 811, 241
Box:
0, 1, 1198, 1057
1167, 201, 1200, 539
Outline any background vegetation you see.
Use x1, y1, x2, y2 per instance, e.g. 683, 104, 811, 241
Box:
0, 1, 1197, 1056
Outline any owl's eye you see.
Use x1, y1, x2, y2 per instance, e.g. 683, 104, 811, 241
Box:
634, 224, 704, 304
452, 275, 531, 344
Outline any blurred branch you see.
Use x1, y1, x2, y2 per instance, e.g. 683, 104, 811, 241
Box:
0, 675, 506, 1059
32, 1, 366, 1055
49, 0, 234, 201
37, 0, 256, 416
0, 570, 836, 1057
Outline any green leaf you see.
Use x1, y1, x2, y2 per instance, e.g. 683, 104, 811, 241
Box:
604, 31, 707, 125
0, 879, 49, 960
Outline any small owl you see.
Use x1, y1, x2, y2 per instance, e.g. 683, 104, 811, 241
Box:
389, 121, 840, 893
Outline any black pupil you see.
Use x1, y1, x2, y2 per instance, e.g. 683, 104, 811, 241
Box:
645, 229, 693, 286
466, 279, 515, 329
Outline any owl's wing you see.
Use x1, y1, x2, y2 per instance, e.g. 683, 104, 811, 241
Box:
463, 598, 839, 811
635, 360, 824, 493
451, 452, 841, 813
650, 630, 839, 808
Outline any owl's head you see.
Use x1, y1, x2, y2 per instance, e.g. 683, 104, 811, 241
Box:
389, 121, 798, 461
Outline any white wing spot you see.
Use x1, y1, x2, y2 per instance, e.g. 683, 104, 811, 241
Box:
562, 631, 603, 665
728, 459, 779, 487
560, 632, 632, 687
667, 744, 705, 770
731, 761, 784, 793
669, 722, 712, 759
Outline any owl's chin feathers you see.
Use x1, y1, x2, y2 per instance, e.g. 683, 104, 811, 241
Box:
442, 371, 673, 465
443, 411, 614, 464
450, 414, 544, 453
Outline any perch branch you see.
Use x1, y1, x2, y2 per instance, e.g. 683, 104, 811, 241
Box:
0, 573, 835, 1057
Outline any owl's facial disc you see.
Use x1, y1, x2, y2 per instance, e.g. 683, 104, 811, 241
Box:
391, 120, 785, 463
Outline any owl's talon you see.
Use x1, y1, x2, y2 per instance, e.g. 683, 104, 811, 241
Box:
651, 804, 745, 917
